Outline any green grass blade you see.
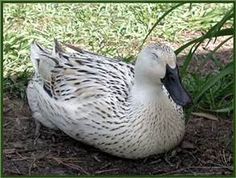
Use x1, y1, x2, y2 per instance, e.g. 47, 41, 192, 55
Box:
141, 3, 185, 47
193, 62, 233, 103
175, 6, 233, 55
175, 28, 233, 55
180, 42, 201, 77
213, 106, 233, 113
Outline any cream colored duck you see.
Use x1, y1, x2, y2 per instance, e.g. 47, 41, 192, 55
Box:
27, 40, 191, 159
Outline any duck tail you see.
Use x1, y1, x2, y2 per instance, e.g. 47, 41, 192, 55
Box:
52, 39, 65, 55
30, 40, 59, 80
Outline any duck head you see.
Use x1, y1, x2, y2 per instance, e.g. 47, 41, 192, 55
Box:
135, 43, 192, 107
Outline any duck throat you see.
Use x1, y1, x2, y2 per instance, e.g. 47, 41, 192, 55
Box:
131, 80, 165, 103
124, 84, 185, 157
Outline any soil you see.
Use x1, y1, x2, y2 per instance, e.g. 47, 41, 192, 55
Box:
3, 94, 233, 176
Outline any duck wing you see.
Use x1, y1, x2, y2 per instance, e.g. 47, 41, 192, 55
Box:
30, 41, 134, 104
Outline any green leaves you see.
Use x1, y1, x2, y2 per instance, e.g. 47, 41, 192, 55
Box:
178, 8, 234, 117
194, 62, 233, 104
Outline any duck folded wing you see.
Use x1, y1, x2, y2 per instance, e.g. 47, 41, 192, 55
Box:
30, 40, 134, 103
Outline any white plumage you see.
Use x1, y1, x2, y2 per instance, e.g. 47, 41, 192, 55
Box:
27, 40, 191, 159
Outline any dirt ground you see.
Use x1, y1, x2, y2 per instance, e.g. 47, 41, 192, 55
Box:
3, 94, 233, 176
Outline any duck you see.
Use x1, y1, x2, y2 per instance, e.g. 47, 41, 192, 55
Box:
27, 40, 192, 159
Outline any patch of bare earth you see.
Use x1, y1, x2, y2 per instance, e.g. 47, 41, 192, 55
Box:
3, 93, 233, 176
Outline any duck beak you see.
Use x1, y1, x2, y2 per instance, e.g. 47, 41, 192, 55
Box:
161, 65, 192, 107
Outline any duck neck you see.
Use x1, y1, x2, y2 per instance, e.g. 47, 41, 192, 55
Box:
124, 79, 185, 158
132, 77, 165, 103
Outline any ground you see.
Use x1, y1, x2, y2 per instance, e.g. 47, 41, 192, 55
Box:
3, 94, 233, 176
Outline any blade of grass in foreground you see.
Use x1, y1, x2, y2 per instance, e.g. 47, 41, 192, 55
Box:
213, 106, 233, 113
175, 28, 233, 55
141, 3, 185, 47
193, 62, 233, 104
175, 7, 233, 55
180, 28, 233, 77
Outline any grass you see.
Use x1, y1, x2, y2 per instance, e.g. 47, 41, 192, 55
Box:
3, 3, 234, 118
